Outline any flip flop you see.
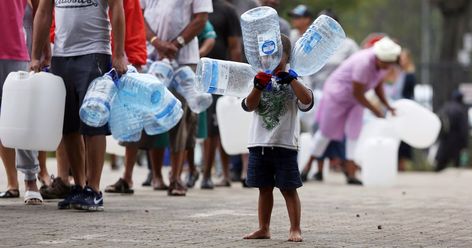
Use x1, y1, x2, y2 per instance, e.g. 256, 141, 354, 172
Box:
24, 191, 43, 205
0, 189, 20, 198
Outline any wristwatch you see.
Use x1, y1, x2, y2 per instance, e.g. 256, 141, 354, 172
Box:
176, 36, 186, 48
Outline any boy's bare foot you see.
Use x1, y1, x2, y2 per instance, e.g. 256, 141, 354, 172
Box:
243, 229, 271, 239
288, 229, 302, 242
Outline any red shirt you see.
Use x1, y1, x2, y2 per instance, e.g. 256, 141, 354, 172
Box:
0, 0, 29, 61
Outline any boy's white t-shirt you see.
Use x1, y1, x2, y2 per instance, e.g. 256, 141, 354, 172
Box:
247, 82, 313, 150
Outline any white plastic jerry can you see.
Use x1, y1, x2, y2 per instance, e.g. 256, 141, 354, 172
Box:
361, 137, 400, 187
216, 96, 252, 155
0, 71, 66, 151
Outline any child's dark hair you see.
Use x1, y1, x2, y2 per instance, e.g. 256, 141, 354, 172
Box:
281, 34, 291, 61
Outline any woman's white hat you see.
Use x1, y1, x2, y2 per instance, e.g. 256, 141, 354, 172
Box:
373, 37, 401, 62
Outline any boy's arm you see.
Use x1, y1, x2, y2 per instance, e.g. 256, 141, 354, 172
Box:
276, 70, 314, 111
30, 0, 53, 72
242, 72, 272, 112
108, 0, 127, 75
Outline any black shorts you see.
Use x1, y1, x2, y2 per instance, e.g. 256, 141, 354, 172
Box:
246, 147, 302, 190
206, 94, 221, 137
51, 54, 111, 136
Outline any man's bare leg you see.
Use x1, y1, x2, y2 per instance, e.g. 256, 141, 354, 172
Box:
56, 140, 71, 185
202, 137, 217, 180
62, 133, 85, 188
244, 187, 273, 239
37, 151, 51, 186
122, 146, 138, 187
217, 137, 231, 182
149, 148, 166, 188
85, 135, 106, 192
0, 144, 18, 191
280, 189, 302, 242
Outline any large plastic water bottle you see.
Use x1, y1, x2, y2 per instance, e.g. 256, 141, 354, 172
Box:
79, 69, 119, 127
241, 6, 282, 72
148, 59, 174, 87
116, 72, 165, 110
196, 57, 257, 98
143, 89, 183, 135
290, 15, 346, 76
172, 66, 212, 113
109, 97, 143, 142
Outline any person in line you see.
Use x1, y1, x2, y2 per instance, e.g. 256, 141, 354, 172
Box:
307, 37, 401, 185
0, 0, 48, 205
242, 34, 313, 242
288, 5, 314, 45
435, 90, 469, 172
31, 0, 127, 211
141, 0, 212, 196
201, 0, 242, 189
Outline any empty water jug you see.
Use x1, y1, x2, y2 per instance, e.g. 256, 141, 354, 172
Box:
0, 71, 66, 151
241, 6, 282, 72
196, 57, 257, 98
109, 97, 143, 142
144, 89, 183, 135
116, 72, 166, 110
216, 96, 252, 154
290, 15, 346, 76
360, 137, 399, 187
79, 69, 119, 127
172, 66, 212, 114
387, 99, 441, 148
148, 59, 174, 87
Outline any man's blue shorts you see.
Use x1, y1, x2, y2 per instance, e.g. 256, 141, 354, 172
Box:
246, 147, 302, 190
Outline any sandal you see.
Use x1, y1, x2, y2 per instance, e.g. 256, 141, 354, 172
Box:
105, 178, 134, 194
153, 181, 169, 191
167, 181, 186, 196
24, 191, 43, 205
0, 189, 20, 198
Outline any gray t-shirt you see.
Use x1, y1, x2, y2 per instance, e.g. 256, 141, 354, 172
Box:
247, 80, 313, 150
53, 0, 111, 57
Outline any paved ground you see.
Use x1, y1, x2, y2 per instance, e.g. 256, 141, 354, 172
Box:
0, 159, 471, 248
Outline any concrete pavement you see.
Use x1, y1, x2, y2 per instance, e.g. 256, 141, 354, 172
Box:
0, 159, 471, 247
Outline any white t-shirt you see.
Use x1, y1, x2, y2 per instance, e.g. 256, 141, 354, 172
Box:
140, 0, 213, 65
246, 81, 313, 150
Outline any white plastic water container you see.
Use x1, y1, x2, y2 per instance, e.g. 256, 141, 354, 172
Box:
172, 66, 212, 114
360, 137, 399, 187
196, 58, 257, 98
290, 15, 346, 76
216, 96, 252, 155
388, 99, 441, 148
0, 71, 66, 151
241, 6, 282, 72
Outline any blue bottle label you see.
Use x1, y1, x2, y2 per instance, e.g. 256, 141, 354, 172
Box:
258, 31, 278, 56
302, 31, 322, 54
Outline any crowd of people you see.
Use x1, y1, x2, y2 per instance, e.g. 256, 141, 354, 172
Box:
0, 0, 427, 242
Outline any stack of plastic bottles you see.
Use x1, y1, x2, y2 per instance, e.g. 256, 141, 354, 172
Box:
148, 60, 213, 114
79, 66, 184, 142
195, 7, 346, 97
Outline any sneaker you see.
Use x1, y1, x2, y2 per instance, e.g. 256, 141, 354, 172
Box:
72, 186, 104, 212
200, 178, 214, 190
57, 185, 82, 210
40, 177, 71, 199
346, 177, 363, 185
186, 170, 200, 188
313, 172, 323, 182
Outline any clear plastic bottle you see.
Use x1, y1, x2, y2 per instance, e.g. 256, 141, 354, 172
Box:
116, 72, 166, 110
109, 97, 143, 142
171, 66, 212, 114
143, 89, 183, 135
290, 15, 346, 76
240, 6, 282, 72
195, 58, 257, 98
147, 59, 174, 87
79, 69, 119, 127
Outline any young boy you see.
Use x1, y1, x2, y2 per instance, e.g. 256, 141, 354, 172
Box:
242, 34, 314, 242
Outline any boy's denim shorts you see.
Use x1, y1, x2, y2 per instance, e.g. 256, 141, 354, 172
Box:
246, 147, 302, 190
